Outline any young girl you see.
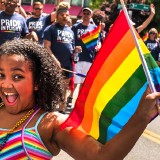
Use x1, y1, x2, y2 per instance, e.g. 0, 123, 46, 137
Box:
0, 39, 159, 159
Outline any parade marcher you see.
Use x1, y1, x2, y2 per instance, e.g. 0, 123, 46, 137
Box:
71, 7, 101, 106
43, 2, 81, 113
144, 28, 160, 66
26, 1, 56, 44
0, 0, 38, 46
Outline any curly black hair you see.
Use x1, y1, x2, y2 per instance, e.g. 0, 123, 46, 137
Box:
0, 39, 65, 111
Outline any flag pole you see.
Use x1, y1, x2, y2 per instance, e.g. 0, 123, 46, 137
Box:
120, 0, 160, 114
62, 68, 86, 77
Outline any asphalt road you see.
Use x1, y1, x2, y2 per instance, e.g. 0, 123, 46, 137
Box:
124, 116, 160, 160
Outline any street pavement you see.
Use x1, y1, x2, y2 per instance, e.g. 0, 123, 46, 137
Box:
124, 116, 160, 160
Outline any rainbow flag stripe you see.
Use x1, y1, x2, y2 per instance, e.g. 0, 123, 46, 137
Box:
80, 25, 101, 51
61, 11, 160, 144
142, 32, 148, 41
0, 30, 20, 33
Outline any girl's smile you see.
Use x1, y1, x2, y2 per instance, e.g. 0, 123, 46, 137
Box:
0, 54, 37, 114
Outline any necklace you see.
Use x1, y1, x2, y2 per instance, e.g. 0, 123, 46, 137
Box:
0, 102, 35, 151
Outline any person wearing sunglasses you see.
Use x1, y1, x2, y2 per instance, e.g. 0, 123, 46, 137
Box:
0, 0, 27, 18
26, 1, 57, 44
0, 0, 38, 46
71, 7, 101, 107
144, 28, 160, 66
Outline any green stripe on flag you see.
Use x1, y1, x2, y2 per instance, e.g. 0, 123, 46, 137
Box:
98, 65, 146, 143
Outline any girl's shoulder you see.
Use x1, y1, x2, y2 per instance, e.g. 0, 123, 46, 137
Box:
37, 111, 68, 134
40, 111, 68, 126
32, 111, 64, 155
36, 111, 69, 154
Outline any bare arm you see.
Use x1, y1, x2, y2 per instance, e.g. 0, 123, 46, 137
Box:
137, 4, 155, 34
18, 5, 28, 18
15, 3, 28, 18
51, 11, 56, 23
43, 39, 61, 67
54, 87, 160, 160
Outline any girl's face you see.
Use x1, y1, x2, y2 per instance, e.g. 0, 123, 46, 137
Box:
0, 54, 38, 114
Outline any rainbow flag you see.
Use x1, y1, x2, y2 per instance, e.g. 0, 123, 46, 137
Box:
142, 32, 148, 41
61, 10, 160, 144
80, 25, 101, 51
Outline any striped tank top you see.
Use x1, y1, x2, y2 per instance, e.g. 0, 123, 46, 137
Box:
0, 109, 53, 160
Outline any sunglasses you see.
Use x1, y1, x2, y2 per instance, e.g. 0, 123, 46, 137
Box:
83, 12, 90, 15
150, 32, 156, 35
34, 8, 43, 10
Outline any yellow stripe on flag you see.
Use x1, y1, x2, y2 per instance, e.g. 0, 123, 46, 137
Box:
89, 43, 148, 139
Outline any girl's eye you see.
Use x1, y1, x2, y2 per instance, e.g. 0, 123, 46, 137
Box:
13, 75, 24, 81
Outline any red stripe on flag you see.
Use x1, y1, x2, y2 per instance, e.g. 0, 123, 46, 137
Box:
81, 25, 101, 40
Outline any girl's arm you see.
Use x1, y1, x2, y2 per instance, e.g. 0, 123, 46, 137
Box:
54, 87, 160, 160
